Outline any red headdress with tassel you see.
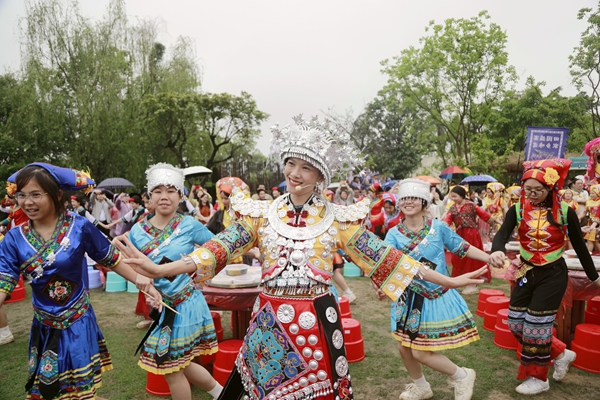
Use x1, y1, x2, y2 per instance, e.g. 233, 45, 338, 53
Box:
521, 158, 572, 223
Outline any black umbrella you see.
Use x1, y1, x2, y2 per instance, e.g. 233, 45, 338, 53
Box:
97, 177, 134, 189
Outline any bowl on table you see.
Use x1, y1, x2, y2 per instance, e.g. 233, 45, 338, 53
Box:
225, 264, 249, 276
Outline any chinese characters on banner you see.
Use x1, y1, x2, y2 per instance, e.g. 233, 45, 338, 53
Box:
524, 126, 569, 161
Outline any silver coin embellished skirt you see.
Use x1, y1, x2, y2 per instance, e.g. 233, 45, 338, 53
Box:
236, 290, 353, 400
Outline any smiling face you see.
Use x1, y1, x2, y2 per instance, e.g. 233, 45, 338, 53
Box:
399, 197, 424, 217
17, 179, 56, 224
150, 185, 182, 217
450, 192, 464, 204
284, 157, 322, 198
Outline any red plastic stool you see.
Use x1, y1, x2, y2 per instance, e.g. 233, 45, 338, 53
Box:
342, 318, 364, 363
483, 296, 510, 332
211, 311, 224, 342
213, 339, 243, 385
5, 275, 26, 304
585, 297, 600, 326
587, 296, 600, 314
146, 372, 171, 396
572, 323, 600, 374
475, 289, 504, 317
338, 296, 352, 319
493, 309, 518, 350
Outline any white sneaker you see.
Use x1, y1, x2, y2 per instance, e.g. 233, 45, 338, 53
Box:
344, 292, 357, 304
0, 331, 14, 346
399, 383, 434, 400
136, 320, 153, 329
461, 285, 479, 295
451, 368, 476, 400
515, 377, 550, 395
553, 349, 577, 381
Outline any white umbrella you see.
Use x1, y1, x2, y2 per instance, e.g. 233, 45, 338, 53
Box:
183, 166, 212, 177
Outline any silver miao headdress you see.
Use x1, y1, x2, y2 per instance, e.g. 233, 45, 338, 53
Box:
146, 163, 185, 194
271, 115, 365, 187
397, 179, 430, 202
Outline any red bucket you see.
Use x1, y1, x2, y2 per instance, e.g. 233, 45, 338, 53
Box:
585, 310, 600, 326
345, 338, 365, 363
211, 311, 224, 342
341, 318, 365, 363
213, 363, 234, 386
5, 275, 26, 304
146, 372, 171, 396
483, 297, 510, 332
214, 339, 243, 371
476, 289, 505, 317
573, 323, 600, 352
572, 341, 600, 374
493, 309, 518, 350
587, 296, 600, 315
338, 296, 352, 319
342, 318, 363, 343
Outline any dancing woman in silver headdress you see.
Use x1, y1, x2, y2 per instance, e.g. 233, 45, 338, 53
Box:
115, 116, 486, 400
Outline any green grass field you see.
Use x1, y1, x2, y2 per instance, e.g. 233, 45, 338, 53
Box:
2, 277, 600, 399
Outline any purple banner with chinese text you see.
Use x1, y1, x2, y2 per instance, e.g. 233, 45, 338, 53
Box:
524, 126, 569, 161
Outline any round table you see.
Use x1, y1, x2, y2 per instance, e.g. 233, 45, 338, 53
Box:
202, 285, 261, 340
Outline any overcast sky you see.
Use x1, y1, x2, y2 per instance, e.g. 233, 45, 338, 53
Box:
0, 0, 596, 155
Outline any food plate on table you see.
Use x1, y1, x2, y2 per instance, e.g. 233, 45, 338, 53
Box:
564, 249, 592, 259
207, 265, 262, 288
564, 256, 600, 271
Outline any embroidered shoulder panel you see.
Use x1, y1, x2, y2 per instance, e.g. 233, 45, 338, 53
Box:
230, 187, 270, 218
333, 198, 370, 223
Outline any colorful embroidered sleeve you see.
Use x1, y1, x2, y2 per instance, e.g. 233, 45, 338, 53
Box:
83, 219, 122, 268
189, 217, 258, 275
0, 233, 21, 295
439, 221, 471, 258
475, 206, 491, 222
367, 211, 384, 230
340, 224, 421, 303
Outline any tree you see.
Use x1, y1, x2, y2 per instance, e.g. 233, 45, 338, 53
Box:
350, 91, 431, 178
570, 4, 600, 139
195, 92, 269, 178
142, 92, 201, 168
382, 10, 517, 166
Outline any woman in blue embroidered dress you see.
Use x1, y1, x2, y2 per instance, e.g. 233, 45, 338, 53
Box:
381, 179, 491, 400
114, 117, 488, 400
127, 163, 223, 400
0, 163, 162, 400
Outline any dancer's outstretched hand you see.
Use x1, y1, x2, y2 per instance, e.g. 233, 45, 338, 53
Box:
447, 266, 488, 288
489, 251, 507, 269
112, 234, 162, 278
369, 280, 387, 301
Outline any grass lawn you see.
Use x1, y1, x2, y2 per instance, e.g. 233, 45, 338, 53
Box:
2, 276, 600, 399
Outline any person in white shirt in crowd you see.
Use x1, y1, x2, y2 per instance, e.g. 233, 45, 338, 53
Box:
90, 188, 114, 237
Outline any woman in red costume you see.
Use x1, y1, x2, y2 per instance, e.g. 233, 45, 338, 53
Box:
490, 158, 600, 395
444, 186, 497, 294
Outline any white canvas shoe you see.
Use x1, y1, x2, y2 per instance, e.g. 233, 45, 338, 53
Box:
451, 368, 476, 400
553, 349, 577, 381
0, 331, 14, 346
515, 377, 550, 395
398, 383, 434, 400
344, 291, 357, 303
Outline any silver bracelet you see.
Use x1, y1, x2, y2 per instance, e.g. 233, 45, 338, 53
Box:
181, 254, 201, 267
